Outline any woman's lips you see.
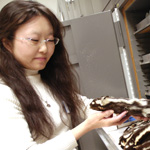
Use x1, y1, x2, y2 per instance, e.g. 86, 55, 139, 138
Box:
34, 57, 46, 61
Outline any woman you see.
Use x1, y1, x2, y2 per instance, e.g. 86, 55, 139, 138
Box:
0, 1, 129, 150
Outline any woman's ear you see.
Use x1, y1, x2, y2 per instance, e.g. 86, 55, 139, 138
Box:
2, 38, 13, 52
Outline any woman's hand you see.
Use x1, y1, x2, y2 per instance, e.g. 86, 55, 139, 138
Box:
84, 110, 129, 130
72, 110, 129, 140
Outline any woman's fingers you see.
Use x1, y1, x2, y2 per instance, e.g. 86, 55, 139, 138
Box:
100, 111, 129, 126
111, 111, 129, 123
100, 110, 114, 118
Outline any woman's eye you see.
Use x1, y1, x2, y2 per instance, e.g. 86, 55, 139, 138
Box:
30, 39, 39, 45
26, 38, 39, 45
47, 39, 54, 42
30, 39, 39, 42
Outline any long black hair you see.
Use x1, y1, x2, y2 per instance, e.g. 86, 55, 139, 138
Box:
0, 0, 83, 140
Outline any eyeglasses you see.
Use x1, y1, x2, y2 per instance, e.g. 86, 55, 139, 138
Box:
13, 37, 60, 47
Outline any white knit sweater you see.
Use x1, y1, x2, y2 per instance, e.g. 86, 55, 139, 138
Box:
0, 70, 94, 150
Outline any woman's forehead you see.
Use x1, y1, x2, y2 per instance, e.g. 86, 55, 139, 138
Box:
15, 16, 54, 35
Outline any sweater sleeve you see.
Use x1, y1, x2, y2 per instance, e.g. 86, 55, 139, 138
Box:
28, 131, 77, 150
0, 87, 78, 150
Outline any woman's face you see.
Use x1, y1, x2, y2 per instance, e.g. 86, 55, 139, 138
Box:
9, 16, 56, 70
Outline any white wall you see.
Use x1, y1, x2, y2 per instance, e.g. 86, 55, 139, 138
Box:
0, 0, 12, 10
36, 0, 58, 16
0, 0, 59, 18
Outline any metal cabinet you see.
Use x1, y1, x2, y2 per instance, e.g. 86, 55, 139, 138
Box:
63, 10, 129, 99
119, 0, 150, 98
